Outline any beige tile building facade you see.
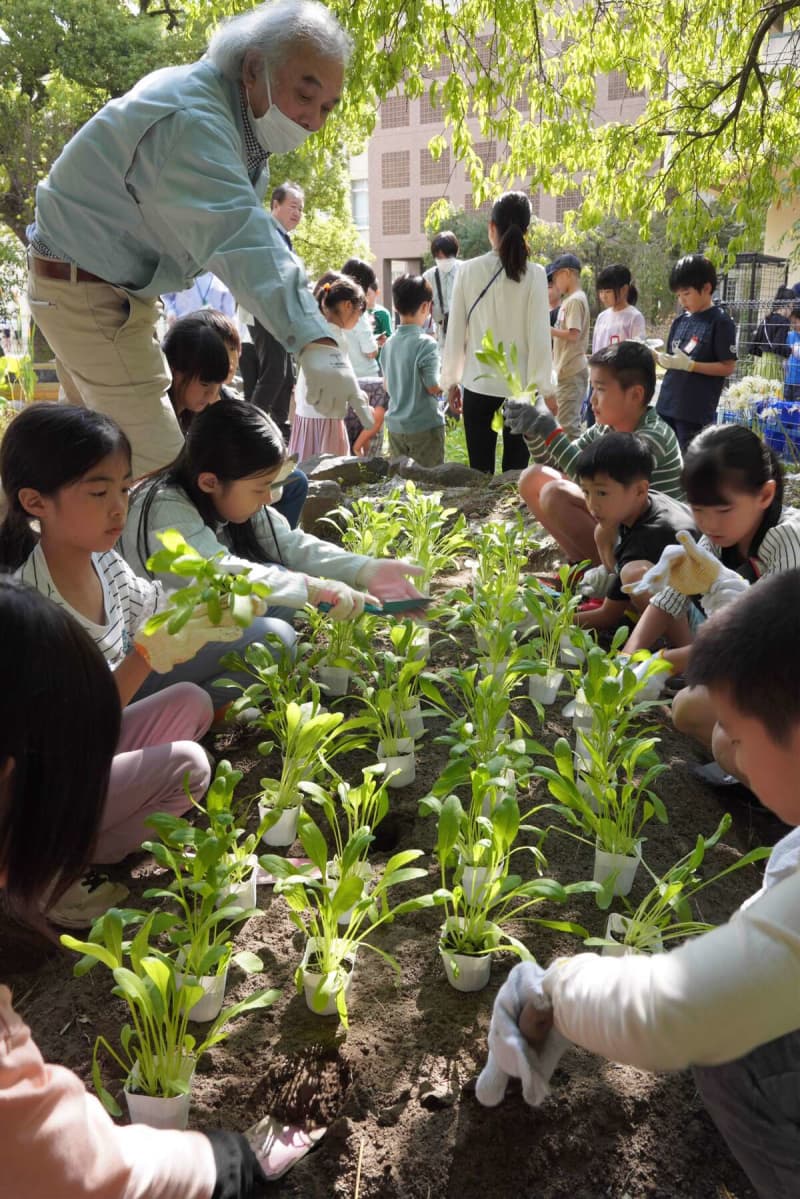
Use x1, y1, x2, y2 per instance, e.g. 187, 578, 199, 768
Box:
358, 71, 647, 295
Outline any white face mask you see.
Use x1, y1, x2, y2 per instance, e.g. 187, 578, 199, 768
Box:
248, 73, 311, 154
436, 256, 456, 275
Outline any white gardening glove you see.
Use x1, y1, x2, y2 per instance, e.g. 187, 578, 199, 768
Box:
298, 343, 363, 418
356, 558, 425, 607
624, 542, 691, 598
656, 346, 695, 372
701, 568, 750, 616
134, 600, 265, 673
305, 576, 378, 621
503, 394, 557, 439
475, 960, 569, 1108
350, 389, 376, 431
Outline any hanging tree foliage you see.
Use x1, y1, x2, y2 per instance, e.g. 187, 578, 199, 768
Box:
3, 1, 800, 257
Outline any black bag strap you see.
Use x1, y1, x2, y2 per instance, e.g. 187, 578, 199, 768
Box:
434, 267, 446, 317
466, 265, 503, 326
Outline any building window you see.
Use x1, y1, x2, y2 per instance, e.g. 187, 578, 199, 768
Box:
381, 96, 409, 128
419, 195, 442, 233
556, 188, 581, 222
381, 150, 410, 189
420, 146, 450, 186
382, 198, 411, 237
420, 92, 443, 124
474, 140, 498, 170
465, 195, 493, 218
350, 179, 369, 231
607, 70, 641, 100
530, 188, 541, 218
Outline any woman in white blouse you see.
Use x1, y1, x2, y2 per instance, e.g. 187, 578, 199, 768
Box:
440, 192, 556, 475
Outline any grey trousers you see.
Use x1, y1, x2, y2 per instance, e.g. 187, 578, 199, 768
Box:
693, 1027, 800, 1198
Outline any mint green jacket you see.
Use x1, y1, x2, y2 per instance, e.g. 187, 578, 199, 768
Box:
34, 60, 327, 354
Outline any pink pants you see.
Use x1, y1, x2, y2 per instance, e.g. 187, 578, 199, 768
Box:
95, 683, 213, 863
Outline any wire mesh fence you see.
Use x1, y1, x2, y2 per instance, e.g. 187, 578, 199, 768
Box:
718, 252, 791, 380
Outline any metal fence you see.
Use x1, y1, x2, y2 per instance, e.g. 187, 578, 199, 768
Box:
718, 252, 791, 379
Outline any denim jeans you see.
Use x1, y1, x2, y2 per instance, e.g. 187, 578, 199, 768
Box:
270, 468, 308, 530
693, 1027, 800, 1198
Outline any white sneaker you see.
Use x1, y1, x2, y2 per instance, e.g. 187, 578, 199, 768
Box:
579, 564, 611, 598
45, 871, 130, 929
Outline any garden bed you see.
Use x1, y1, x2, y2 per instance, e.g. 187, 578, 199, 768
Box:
1, 483, 783, 1199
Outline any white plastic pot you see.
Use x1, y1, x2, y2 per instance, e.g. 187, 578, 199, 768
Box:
259, 803, 300, 848
218, 855, 258, 913
460, 862, 501, 903
478, 656, 510, 681
327, 860, 373, 925
571, 688, 594, 732
301, 937, 356, 1017
559, 632, 585, 667
124, 1058, 195, 1130
388, 700, 425, 740
317, 665, 352, 697
602, 912, 663, 957
593, 840, 642, 897
410, 627, 431, 661
177, 963, 229, 1022
528, 669, 564, 705
377, 738, 416, 788
439, 918, 493, 992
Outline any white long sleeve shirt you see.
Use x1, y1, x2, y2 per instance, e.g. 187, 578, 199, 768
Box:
440, 250, 556, 398
544, 845, 800, 1072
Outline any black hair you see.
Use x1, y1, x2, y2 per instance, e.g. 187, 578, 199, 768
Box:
596, 263, 638, 307
431, 230, 459, 258
669, 254, 717, 293
162, 316, 231, 385
792, 307, 800, 322
682, 425, 783, 534
687, 569, 800, 745
189, 308, 242, 353
0, 404, 131, 572
317, 274, 366, 315
574, 431, 654, 486
490, 191, 531, 283
392, 273, 433, 316
271, 181, 304, 207
341, 258, 378, 293
588, 339, 656, 404
774, 286, 796, 306
134, 399, 286, 573
0, 578, 120, 915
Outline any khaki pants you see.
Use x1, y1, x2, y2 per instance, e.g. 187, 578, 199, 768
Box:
556, 368, 589, 440
387, 424, 446, 467
27, 268, 184, 477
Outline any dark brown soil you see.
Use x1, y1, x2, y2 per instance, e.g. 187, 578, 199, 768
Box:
2, 484, 784, 1199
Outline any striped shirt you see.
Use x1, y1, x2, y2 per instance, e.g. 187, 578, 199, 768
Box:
525, 406, 685, 501
17, 544, 163, 669
651, 506, 800, 617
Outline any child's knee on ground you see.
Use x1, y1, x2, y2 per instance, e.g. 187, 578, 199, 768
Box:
672, 684, 716, 748
619, 559, 653, 613
519, 463, 561, 510
711, 721, 745, 783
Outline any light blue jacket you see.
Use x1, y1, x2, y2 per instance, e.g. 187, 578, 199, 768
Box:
34, 60, 327, 354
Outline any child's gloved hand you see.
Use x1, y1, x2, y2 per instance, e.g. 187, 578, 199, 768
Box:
475, 960, 569, 1108
298, 343, 362, 417
503, 394, 557, 439
624, 530, 717, 597
351, 390, 376, 430
134, 601, 265, 673
305, 576, 378, 621
356, 558, 426, 612
655, 346, 695, 372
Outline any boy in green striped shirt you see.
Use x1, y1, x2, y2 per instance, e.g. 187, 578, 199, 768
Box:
506, 340, 683, 569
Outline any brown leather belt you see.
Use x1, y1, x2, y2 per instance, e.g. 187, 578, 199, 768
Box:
30, 257, 107, 284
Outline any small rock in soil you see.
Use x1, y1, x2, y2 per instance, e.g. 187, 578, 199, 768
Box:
378, 1100, 407, 1126
418, 1082, 457, 1109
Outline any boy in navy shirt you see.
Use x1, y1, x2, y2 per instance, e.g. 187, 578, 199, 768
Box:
572, 432, 696, 631
655, 254, 737, 449
785, 307, 800, 402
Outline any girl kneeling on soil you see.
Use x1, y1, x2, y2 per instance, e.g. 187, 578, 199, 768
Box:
0, 404, 256, 926
623, 423, 800, 782
511, 572, 800, 1199
120, 399, 422, 646
0, 578, 274, 1198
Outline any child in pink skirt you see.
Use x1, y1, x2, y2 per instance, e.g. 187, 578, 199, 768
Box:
0, 405, 246, 927
289, 273, 375, 459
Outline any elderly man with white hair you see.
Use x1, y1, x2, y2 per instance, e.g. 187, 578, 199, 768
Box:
26, 0, 370, 475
